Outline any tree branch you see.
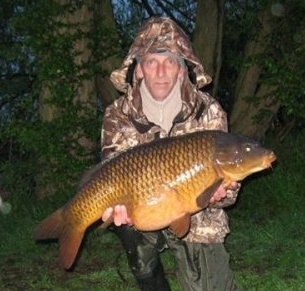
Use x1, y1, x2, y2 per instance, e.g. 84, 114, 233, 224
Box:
154, 0, 190, 33
132, 0, 155, 17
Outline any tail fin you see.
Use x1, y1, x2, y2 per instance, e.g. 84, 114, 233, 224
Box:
34, 208, 85, 269
59, 227, 85, 269
34, 208, 64, 240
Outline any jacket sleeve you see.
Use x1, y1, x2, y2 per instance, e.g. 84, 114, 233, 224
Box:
101, 98, 139, 160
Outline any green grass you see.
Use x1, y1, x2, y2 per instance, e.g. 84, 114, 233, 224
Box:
0, 194, 180, 291
226, 133, 305, 291
1, 133, 305, 290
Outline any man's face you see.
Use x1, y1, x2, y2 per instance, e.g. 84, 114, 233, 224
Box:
135, 53, 184, 101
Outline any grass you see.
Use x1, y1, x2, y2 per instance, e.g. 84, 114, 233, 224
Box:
0, 190, 181, 291
226, 133, 305, 291
1, 132, 305, 290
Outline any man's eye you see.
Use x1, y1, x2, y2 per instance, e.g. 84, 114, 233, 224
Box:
165, 58, 178, 66
145, 59, 156, 66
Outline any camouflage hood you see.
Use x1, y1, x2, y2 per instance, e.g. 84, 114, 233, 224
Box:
110, 17, 212, 93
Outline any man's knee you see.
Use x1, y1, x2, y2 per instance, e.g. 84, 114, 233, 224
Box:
132, 245, 159, 279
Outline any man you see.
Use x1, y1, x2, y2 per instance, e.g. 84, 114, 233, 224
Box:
101, 17, 239, 291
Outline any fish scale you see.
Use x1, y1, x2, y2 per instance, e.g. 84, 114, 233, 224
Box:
34, 130, 276, 269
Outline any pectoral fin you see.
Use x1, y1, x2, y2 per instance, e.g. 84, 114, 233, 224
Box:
169, 213, 191, 238
196, 178, 224, 208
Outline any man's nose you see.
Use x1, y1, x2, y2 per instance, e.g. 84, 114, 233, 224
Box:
156, 63, 166, 77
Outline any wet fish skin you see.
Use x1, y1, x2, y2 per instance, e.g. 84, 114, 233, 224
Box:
34, 130, 276, 269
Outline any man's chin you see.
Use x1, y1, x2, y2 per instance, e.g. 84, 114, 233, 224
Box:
150, 90, 171, 101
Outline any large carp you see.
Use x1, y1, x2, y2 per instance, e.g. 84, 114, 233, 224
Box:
34, 130, 276, 269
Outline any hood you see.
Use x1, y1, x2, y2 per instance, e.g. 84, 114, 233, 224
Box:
110, 17, 212, 93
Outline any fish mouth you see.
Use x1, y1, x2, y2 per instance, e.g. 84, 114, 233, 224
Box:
263, 151, 277, 168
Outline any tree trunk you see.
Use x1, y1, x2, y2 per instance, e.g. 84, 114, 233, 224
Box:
229, 9, 280, 139
66, 1, 96, 152
193, 0, 224, 96
36, 0, 96, 198
94, 0, 121, 109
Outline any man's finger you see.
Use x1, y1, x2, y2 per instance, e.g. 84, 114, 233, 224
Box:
113, 205, 124, 226
102, 207, 114, 222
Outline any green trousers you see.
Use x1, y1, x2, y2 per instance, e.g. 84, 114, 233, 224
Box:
112, 225, 237, 291
164, 230, 237, 291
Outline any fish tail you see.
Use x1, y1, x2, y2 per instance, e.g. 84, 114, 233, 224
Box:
34, 208, 64, 240
34, 208, 85, 269
59, 227, 85, 269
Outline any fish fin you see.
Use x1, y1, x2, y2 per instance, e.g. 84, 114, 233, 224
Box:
59, 228, 85, 269
97, 216, 114, 231
34, 208, 64, 240
34, 208, 84, 270
169, 213, 191, 238
196, 178, 224, 208
78, 163, 104, 190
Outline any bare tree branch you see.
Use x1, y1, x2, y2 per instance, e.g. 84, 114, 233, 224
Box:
161, 0, 195, 21
154, 0, 190, 33
132, 0, 155, 17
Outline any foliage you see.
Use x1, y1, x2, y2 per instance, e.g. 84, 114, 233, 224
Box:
110, 0, 196, 47
0, 0, 106, 197
220, 0, 305, 130
265, 1, 305, 123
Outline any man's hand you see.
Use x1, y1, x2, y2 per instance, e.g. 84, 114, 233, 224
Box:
209, 182, 239, 203
102, 205, 132, 226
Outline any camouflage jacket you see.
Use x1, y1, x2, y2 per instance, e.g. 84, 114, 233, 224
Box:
101, 17, 239, 243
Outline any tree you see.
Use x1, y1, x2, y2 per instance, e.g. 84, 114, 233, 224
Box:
229, 7, 281, 139
3, 0, 109, 198
24, 0, 97, 197
223, 1, 305, 139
